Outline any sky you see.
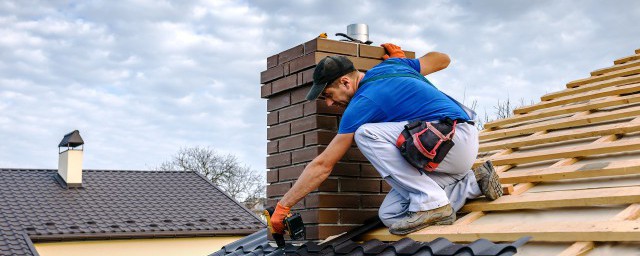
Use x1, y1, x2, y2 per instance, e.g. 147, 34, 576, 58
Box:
1, 0, 639, 173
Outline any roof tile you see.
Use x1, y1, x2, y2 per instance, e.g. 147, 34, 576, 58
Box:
0, 169, 265, 256
210, 221, 529, 256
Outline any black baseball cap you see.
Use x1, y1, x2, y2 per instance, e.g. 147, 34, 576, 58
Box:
305, 56, 355, 101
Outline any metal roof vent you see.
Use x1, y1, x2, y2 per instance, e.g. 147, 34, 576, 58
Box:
336, 23, 372, 45
57, 130, 84, 188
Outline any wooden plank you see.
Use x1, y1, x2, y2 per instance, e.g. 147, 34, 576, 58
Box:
591, 59, 640, 76
613, 203, 640, 221
461, 134, 543, 231
516, 80, 640, 114
482, 137, 639, 167
511, 182, 536, 196
453, 212, 484, 225
460, 186, 640, 212
480, 120, 640, 152
473, 148, 514, 169
480, 104, 639, 141
557, 204, 640, 255
567, 64, 640, 88
362, 221, 640, 242
495, 119, 584, 198
614, 54, 640, 65
557, 242, 594, 256
502, 184, 514, 195
542, 74, 640, 102
499, 159, 640, 184
484, 94, 640, 130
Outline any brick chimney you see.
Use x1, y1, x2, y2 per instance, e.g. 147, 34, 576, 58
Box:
262, 38, 414, 240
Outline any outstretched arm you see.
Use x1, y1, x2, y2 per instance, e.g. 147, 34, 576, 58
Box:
279, 133, 354, 207
381, 43, 450, 75
271, 133, 354, 233
418, 51, 451, 75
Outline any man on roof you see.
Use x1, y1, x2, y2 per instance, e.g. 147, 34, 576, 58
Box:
271, 43, 503, 235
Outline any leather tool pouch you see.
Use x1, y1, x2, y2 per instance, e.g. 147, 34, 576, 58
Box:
396, 119, 457, 172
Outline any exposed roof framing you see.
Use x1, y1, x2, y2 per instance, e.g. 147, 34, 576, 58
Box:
366, 48, 640, 255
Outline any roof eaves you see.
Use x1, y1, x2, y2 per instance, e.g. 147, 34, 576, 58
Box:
29, 229, 261, 242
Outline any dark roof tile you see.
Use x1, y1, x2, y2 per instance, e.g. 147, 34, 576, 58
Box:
0, 169, 265, 256
210, 220, 529, 256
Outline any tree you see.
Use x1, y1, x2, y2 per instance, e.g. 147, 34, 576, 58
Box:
156, 146, 265, 211
475, 97, 534, 130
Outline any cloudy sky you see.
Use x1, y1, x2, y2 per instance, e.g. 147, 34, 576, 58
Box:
1, 0, 639, 172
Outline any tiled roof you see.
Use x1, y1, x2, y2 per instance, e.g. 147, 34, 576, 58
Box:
210, 220, 529, 256
0, 169, 265, 256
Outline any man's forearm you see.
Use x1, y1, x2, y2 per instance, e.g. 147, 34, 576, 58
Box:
419, 52, 450, 75
279, 160, 332, 208
277, 133, 354, 208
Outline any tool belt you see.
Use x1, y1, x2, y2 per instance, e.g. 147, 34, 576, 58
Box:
396, 118, 459, 172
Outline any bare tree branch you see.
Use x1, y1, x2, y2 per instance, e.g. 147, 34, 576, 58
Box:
156, 146, 265, 209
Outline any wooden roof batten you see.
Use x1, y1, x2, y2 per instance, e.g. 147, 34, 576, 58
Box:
364, 48, 640, 255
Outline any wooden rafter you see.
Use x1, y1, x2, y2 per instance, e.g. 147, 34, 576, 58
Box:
567, 63, 640, 88
484, 94, 640, 130
514, 80, 640, 114
362, 220, 640, 242
461, 186, 640, 212
481, 104, 640, 140
498, 158, 640, 184
591, 59, 640, 76
480, 120, 640, 152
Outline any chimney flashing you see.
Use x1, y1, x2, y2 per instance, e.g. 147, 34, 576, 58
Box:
54, 172, 83, 189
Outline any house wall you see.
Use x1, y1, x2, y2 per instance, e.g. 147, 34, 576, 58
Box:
262, 38, 414, 240
34, 236, 243, 256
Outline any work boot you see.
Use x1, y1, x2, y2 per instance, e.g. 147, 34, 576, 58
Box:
474, 160, 503, 200
388, 204, 455, 235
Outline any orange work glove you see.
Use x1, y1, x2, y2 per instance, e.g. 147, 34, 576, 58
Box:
270, 202, 291, 234
381, 43, 406, 60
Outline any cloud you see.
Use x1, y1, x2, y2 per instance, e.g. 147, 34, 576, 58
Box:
0, 0, 639, 173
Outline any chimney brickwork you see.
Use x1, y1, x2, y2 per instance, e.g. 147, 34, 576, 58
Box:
263, 38, 415, 240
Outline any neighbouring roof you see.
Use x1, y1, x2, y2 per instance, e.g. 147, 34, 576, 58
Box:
210, 220, 529, 256
0, 169, 265, 256
360, 49, 640, 253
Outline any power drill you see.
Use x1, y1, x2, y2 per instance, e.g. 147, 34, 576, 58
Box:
264, 206, 305, 248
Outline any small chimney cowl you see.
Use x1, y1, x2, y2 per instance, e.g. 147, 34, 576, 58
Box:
347, 23, 369, 43
57, 130, 84, 188
335, 23, 372, 45
58, 130, 84, 152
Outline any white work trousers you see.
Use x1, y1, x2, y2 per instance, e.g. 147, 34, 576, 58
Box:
354, 121, 482, 227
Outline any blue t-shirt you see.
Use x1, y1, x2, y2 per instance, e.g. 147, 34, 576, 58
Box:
338, 58, 470, 134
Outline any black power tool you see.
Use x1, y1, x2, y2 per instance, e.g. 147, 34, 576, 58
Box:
264, 206, 305, 248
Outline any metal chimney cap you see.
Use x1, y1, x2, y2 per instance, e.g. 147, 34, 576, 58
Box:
347, 23, 369, 43
58, 130, 84, 148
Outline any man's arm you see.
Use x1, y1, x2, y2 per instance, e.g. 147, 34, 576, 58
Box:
279, 133, 355, 208
418, 52, 450, 76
